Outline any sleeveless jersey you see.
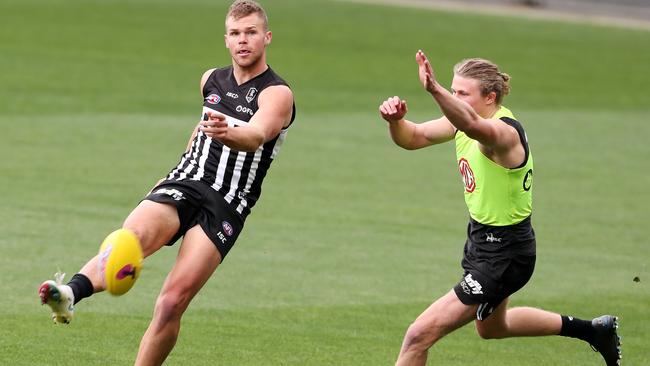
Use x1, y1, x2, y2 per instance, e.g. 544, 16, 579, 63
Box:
455, 106, 533, 226
166, 65, 296, 218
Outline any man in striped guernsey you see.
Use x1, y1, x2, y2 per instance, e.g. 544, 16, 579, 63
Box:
38, 1, 295, 365
379, 51, 620, 366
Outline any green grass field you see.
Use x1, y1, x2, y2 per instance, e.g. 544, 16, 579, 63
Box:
1, 0, 649, 364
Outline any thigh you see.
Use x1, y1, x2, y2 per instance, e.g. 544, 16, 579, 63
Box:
123, 200, 180, 257
158, 225, 222, 301
196, 188, 245, 260
412, 289, 478, 338
474, 297, 509, 334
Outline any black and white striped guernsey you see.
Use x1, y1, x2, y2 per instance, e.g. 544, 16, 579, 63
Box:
166, 65, 296, 218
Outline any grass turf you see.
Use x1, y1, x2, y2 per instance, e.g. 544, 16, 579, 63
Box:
1, 0, 648, 365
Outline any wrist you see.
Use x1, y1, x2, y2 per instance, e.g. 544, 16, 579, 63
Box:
428, 81, 442, 95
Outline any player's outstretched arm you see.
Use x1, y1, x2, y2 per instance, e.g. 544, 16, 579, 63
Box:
416, 50, 518, 151
200, 85, 293, 152
379, 95, 455, 150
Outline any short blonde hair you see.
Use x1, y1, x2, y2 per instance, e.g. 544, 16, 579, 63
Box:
226, 0, 269, 31
453, 58, 511, 104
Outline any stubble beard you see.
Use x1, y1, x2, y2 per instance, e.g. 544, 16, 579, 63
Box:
232, 50, 264, 70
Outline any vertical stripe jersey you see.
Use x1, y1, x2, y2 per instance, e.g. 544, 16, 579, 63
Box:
166, 65, 296, 218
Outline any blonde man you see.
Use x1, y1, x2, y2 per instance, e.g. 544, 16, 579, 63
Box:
39, 1, 295, 365
379, 50, 620, 366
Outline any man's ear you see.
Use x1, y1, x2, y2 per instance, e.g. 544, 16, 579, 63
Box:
264, 31, 272, 46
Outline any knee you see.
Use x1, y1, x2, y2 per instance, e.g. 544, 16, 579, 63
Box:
121, 224, 148, 248
402, 322, 441, 352
153, 291, 190, 324
476, 325, 505, 340
122, 223, 158, 257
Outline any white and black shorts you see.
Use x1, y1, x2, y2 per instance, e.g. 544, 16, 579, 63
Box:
453, 217, 536, 320
144, 180, 245, 260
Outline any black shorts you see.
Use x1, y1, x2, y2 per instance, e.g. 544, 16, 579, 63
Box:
144, 180, 245, 260
453, 217, 536, 320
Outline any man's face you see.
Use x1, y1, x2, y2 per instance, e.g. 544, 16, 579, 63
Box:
451, 75, 494, 116
224, 13, 271, 68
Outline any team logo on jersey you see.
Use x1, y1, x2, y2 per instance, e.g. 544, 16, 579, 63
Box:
458, 158, 476, 193
245, 87, 258, 103
523, 169, 533, 191
205, 93, 221, 105
222, 221, 234, 236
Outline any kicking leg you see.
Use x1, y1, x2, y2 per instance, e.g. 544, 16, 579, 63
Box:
396, 289, 477, 366
39, 200, 179, 323
135, 224, 222, 366
76, 200, 180, 291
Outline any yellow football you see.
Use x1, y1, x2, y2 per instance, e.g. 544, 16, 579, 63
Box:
98, 228, 143, 296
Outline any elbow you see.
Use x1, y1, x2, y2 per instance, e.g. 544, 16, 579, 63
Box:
393, 139, 419, 150
398, 142, 419, 150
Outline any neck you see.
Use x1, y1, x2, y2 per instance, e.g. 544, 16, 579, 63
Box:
483, 104, 500, 119
232, 56, 268, 85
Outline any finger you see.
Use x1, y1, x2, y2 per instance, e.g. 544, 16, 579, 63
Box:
416, 50, 425, 65
387, 100, 398, 114
425, 60, 433, 75
207, 111, 225, 121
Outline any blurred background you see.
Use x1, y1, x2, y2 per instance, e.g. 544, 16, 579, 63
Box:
348, 0, 650, 28
1, 0, 648, 365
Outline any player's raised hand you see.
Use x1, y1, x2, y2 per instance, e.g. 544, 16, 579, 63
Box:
200, 111, 228, 139
416, 50, 437, 94
379, 96, 408, 123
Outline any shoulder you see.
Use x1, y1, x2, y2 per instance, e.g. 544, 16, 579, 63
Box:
200, 66, 235, 90
263, 66, 292, 89
200, 68, 218, 91
258, 84, 293, 105
499, 116, 527, 136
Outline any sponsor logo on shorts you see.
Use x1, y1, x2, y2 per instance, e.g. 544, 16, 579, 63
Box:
245, 87, 258, 103
222, 221, 234, 236
461, 280, 471, 295
153, 188, 184, 201
458, 158, 476, 193
462, 274, 484, 295
486, 233, 502, 243
217, 231, 227, 244
205, 93, 221, 105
